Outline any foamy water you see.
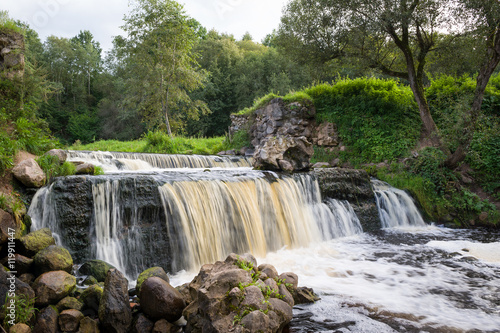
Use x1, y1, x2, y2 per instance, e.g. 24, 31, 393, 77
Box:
171, 227, 500, 332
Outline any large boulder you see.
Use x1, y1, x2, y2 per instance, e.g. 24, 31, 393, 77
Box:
136, 266, 170, 294
78, 317, 100, 333
75, 163, 94, 175
183, 253, 301, 333
33, 305, 59, 333
44, 149, 67, 165
0, 254, 33, 275
19, 228, 56, 257
253, 136, 314, 172
98, 269, 132, 333
12, 158, 46, 188
8, 323, 31, 333
139, 277, 186, 322
33, 245, 73, 275
0, 266, 35, 310
0, 209, 17, 244
78, 260, 115, 282
32, 270, 76, 307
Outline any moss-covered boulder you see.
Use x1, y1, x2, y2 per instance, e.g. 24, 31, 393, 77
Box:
32, 270, 76, 306
80, 284, 104, 313
78, 316, 100, 333
33, 245, 73, 275
78, 260, 115, 282
99, 269, 132, 333
19, 228, 56, 257
136, 266, 170, 294
56, 296, 83, 312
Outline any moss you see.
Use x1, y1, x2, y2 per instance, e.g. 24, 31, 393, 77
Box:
78, 260, 115, 282
19, 228, 56, 255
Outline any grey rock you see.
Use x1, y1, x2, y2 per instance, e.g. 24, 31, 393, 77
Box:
12, 158, 46, 188
98, 269, 132, 333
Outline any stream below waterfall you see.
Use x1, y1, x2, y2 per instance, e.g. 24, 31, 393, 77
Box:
28, 151, 500, 332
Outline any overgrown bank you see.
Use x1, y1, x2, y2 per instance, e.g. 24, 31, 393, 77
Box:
228, 77, 500, 227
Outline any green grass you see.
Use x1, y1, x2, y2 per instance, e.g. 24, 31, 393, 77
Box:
69, 132, 226, 156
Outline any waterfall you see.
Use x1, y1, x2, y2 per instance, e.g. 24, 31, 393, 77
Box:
372, 179, 426, 228
28, 184, 62, 245
67, 150, 252, 171
159, 173, 363, 272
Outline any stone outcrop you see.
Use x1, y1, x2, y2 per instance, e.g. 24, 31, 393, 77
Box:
0, 30, 25, 79
248, 99, 317, 172
312, 168, 381, 231
12, 159, 46, 188
183, 253, 318, 333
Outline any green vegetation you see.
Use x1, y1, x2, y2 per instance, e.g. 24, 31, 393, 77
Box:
36, 155, 76, 184
69, 131, 225, 155
2, 293, 37, 329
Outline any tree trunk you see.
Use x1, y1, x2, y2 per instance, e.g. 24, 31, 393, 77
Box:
444, 34, 500, 169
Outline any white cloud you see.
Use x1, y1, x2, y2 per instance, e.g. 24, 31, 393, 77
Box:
3, 0, 288, 52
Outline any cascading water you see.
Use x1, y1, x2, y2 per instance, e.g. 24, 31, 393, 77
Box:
372, 179, 427, 228
28, 150, 500, 331
66, 150, 252, 170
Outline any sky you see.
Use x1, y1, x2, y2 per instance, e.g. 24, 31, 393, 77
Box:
3, 0, 289, 53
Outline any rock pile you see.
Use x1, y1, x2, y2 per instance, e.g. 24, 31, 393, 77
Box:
0, 223, 318, 333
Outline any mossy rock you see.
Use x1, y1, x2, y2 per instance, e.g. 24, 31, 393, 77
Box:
32, 270, 77, 307
136, 267, 170, 294
33, 245, 73, 275
56, 296, 83, 312
80, 284, 104, 312
19, 228, 56, 256
78, 260, 115, 282
82, 275, 98, 286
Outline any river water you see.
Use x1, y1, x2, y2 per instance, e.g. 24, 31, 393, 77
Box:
31, 151, 500, 332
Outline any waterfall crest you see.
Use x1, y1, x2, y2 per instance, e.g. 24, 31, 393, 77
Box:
67, 150, 252, 171
372, 179, 426, 228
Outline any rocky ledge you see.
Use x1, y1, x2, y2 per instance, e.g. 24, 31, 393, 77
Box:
0, 225, 318, 333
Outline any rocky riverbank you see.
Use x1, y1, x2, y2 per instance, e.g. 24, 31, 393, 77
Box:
0, 225, 318, 332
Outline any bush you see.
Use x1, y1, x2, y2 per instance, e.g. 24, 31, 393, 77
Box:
14, 117, 58, 155
305, 78, 420, 164
36, 155, 76, 184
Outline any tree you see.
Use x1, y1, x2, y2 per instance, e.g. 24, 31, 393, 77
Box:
277, 0, 500, 167
444, 0, 500, 168
120, 0, 208, 136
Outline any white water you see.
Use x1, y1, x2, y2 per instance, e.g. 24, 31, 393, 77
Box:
171, 227, 500, 332
373, 179, 427, 228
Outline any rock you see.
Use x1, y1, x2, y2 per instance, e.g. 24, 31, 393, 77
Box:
33, 245, 73, 275
241, 285, 266, 311
479, 212, 488, 222
278, 272, 298, 290
82, 275, 98, 286
312, 162, 330, 168
0, 254, 33, 275
58, 309, 84, 332
258, 264, 278, 279
278, 283, 294, 307
268, 298, 293, 330
19, 228, 56, 257
45, 149, 67, 165
0, 209, 17, 244
78, 260, 115, 282
12, 158, 46, 188
152, 319, 178, 333
75, 163, 94, 175
33, 305, 59, 333
136, 266, 170, 294
9, 323, 31, 333
32, 270, 76, 306
55, 296, 83, 312
330, 158, 341, 167
80, 284, 103, 313
98, 269, 132, 333
239, 311, 271, 333
253, 136, 314, 172
78, 317, 100, 333
130, 313, 154, 333
139, 277, 186, 322
0, 266, 35, 311
18, 273, 35, 285
312, 122, 339, 146
176, 282, 193, 306
294, 286, 320, 304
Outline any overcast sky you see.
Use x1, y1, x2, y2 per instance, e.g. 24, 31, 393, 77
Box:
3, 0, 289, 53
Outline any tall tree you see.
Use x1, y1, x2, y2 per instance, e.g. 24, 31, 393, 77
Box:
444, 0, 500, 168
120, 0, 208, 136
